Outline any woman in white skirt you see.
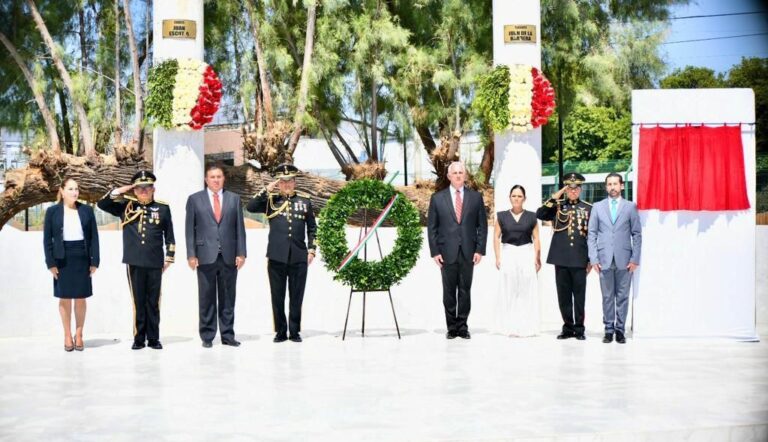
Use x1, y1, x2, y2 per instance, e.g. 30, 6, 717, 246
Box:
493, 185, 541, 337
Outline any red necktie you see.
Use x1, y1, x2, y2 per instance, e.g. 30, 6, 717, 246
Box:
213, 192, 222, 223
455, 189, 462, 223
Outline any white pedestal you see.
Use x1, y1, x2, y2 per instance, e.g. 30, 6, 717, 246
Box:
492, 0, 542, 213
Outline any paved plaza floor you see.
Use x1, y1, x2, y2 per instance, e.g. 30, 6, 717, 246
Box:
1, 330, 766, 441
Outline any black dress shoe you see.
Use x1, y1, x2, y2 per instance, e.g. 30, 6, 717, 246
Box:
446, 332, 457, 339
273, 334, 288, 343
602, 333, 614, 343
289, 334, 302, 343
222, 339, 241, 347
131, 341, 145, 350
458, 331, 471, 339
615, 332, 626, 344
556, 332, 573, 340
202, 341, 213, 348
575, 334, 586, 340
148, 340, 163, 350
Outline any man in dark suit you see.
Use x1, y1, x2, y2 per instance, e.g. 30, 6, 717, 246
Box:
427, 161, 488, 339
246, 164, 317, 343
185, 164, 247, 348
536, 172, 593, 340
98, 170, 175, 350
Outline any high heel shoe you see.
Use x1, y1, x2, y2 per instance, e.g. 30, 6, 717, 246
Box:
65, 336, 75, 352
74, 336, 84, 351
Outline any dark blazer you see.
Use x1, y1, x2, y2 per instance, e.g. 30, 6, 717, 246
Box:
427, 186, 488, 265
43, 202, 100, 269
185, 189, 247, 266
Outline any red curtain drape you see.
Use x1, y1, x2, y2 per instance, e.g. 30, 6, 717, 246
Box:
637, 125, 750, 211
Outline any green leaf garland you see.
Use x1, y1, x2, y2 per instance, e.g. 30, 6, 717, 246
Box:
317, 179, 423, 291
145, 59, 179, 129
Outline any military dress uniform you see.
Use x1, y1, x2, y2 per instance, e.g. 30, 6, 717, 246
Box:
536, 172, 592, 339
246, 164, 317, 342
97, 171, 175, 349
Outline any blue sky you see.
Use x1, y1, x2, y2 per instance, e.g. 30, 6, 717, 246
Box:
662, 0, 768, 74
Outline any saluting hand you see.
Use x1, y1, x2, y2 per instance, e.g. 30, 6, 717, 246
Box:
49, 266, 59, 279
266, 180, 279, 193
115, 184, 135, 195
551, 185, 568, 200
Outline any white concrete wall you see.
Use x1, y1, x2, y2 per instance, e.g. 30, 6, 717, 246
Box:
2, 224, 766, 339
632, 89, 757, 339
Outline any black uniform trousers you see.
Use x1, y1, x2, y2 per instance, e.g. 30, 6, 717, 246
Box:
126, 265, 162, 343
555, 265, 587, 336
268, 255, 308, 337
196, 254, 238, 342
441, 247, 474, 335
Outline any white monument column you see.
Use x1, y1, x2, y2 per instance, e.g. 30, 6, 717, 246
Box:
491, 0, 542, 212
152, 1, 205, 208
151, 1, 205, 332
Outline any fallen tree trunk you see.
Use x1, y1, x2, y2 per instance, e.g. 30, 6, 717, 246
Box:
1, 156, 495, 230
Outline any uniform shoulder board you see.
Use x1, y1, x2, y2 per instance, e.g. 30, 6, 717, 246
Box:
296, 191, 311, 199
154, 199, 170, 206
123, 195, 138, 202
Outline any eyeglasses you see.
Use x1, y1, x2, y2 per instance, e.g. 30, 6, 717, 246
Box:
134, 186, 154, 192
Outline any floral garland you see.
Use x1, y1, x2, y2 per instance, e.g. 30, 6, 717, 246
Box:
146, 58, 222, 131
316, 179, 422, 291
474, 64, 556, 133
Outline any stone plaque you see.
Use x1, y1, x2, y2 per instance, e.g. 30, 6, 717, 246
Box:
162, 19, 197, 39
504, 25, 536, 43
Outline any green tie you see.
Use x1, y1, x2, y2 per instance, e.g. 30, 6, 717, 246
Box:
611, 199, 618, 223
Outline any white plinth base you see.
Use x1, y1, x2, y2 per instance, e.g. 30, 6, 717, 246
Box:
1, 334, 766, 440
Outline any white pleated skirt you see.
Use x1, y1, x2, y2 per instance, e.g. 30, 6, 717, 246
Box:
495, 243, 539, 337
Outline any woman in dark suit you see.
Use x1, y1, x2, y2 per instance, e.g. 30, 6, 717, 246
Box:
43, 178, 100, 351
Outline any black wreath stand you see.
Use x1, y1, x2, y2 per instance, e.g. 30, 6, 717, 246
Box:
342, 208, 401, 340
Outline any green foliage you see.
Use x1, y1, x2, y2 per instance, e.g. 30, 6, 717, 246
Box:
556, 104, 631, 162
145, 59, 178, 129
727, 57, 768, 155
317, 179, 422, 291
660, 66, 726, 89
473, 65, 511, 132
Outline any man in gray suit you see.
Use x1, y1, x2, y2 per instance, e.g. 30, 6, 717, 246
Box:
427, 161, 488, 340
587, 172, 642, 344
185, 164, 247, 348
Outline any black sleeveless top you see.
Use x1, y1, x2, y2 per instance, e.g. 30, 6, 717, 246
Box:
497, 210, 536, 246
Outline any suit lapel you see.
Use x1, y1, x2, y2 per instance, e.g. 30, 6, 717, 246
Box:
443, 188, 458, 224
459, 187, 469, 224
614, 200, 629, 226
204, 190, 218, 224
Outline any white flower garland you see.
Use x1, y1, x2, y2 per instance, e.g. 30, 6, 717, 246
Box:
507, 64, 534, 132
171, 59, 208, 128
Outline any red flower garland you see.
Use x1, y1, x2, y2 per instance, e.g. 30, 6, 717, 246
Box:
530, 67, 556, 128
189, 65, 223, 130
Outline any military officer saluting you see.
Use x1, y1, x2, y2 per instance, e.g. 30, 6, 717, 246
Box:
246, 163, 317, 343
98, 170, 175, 350
536, 172, 592, 340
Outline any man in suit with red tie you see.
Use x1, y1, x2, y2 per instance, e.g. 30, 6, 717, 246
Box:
427, 161, 488, 339
185, 164, 247, 348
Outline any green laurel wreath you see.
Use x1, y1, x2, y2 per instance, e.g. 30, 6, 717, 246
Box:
317, 179, 423, 291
